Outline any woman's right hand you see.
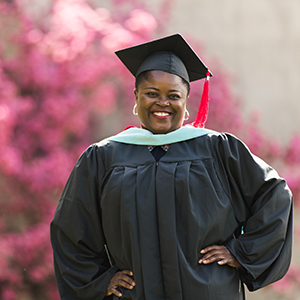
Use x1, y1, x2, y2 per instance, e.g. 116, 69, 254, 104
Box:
106, 270, 135, 297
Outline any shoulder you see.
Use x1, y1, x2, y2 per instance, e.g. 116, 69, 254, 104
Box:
74, 140, 118, 168
205, 131, 251, 154
187, 130, 248, 152
87, 137, 150, 169
83, 138, 127, 155
77, 139, 127, 167
204, 130, 246, 144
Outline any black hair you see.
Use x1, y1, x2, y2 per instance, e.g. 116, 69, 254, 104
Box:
135, 70, 190, 96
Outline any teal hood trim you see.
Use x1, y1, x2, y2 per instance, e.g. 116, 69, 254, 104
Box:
105, 126, 214, 146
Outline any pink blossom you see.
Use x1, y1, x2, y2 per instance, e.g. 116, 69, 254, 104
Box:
27, 29, 43, 44
0, 0, 299, 299
101, 26, 135, 51
125, 9, 158, 34
1, 289, 16, 300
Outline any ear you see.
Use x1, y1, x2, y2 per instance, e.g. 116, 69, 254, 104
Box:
134, 89, 138, 102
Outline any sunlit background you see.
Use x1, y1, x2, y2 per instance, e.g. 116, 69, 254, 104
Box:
0, 0, 299, 299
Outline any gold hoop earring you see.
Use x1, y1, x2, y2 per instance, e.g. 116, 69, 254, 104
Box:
133, 103, 138, 116
184, 109, 190, 121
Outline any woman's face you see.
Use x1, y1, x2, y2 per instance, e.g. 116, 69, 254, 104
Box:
134, 70, 188, 134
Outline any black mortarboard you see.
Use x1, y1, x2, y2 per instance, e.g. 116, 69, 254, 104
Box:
115, 33, 212, 82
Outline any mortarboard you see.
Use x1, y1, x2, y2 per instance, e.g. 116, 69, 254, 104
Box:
115, 33, 211, 82
115, 33, 212, 127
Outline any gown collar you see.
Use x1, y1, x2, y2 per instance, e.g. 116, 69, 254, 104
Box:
105, 126, 214, 146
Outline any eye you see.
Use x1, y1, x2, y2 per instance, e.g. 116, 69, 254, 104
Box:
168, 94, 181, 100
146, 92, 158, 98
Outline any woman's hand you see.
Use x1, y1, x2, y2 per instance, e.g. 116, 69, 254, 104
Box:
198, 245, 242, 268
106, 270, 135, 297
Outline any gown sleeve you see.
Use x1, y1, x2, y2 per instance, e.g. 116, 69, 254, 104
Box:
214, 133, 293, 292
50, 145, 118, 300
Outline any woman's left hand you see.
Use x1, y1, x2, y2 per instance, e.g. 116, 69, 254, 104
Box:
198, 245, 242, 268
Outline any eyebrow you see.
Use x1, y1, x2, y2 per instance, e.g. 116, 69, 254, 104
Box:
142, 87, 183, 93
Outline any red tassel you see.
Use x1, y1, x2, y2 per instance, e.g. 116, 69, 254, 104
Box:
192, 69, 211, 128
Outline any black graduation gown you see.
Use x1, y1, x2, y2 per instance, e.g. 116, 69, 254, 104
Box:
50, 132, 293, 300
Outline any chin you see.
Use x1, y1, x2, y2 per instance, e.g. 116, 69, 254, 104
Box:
142, 123, 181, 134
152, 127, 179, 134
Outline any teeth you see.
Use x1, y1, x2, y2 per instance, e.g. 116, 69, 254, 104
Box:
153, 112, 169, 116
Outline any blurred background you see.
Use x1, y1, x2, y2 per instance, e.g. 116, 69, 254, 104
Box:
0, 0, 299, 299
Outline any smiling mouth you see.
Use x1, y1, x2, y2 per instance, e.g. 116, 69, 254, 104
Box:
152, 112, 171, 117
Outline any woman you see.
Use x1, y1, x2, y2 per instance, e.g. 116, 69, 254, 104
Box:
51, 34, 293, 300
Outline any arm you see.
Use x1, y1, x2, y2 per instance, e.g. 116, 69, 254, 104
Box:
207, 133, 293, 291
50, 145, 118, 300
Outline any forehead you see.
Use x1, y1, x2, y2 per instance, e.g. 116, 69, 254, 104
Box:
139, 70, 185, 85
136, 70, 189, 95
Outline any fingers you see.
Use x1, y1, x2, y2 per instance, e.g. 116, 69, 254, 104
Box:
198, 245, 242, 268
200, 244, 224, 255
119, 270, 135, 286
118, 273, 135, 290
199, 245, 226, 264
108, 287, 122, 298
106, 270, 136, 297
217, 257, 231, 265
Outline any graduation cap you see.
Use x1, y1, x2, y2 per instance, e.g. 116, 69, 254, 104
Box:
115, 33, 212, 128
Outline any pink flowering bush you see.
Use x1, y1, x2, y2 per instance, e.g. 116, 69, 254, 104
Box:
0, 0, 299, 299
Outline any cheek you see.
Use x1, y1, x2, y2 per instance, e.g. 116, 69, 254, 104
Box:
137, 96, 152, 111
136, 99, 144, 113
136, 99, 149, 121
176, 101, 187, 116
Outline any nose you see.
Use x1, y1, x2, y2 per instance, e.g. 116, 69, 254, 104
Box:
156, 96, 170, 106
